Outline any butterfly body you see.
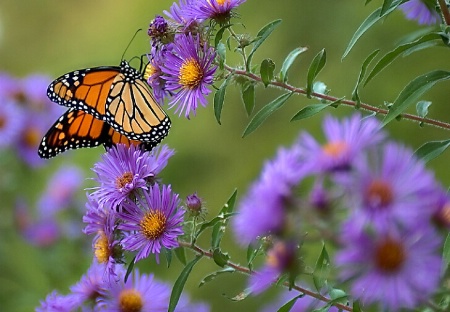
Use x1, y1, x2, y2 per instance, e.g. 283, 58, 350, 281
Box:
39, 61, 170, 159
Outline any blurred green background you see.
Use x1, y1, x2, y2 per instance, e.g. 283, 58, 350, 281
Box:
0, 1, 449, 311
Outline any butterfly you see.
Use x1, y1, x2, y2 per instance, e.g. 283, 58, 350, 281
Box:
39, 60, 170, 159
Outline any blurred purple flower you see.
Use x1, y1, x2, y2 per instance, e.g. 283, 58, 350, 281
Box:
37, 166, 84, 216
186, 0, 246, 23
160, 34, 216, 118
69, 261, 108, 307
0, 100, 24, 150
118, 184, 184, 263
400, 0, 440, 25
335, 225, 442, 310
297, 114, 385, 173
36, 291, 79, 312
23, 218, 60, 247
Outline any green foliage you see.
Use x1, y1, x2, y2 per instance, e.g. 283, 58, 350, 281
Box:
306, 49, 327, 98
169, 256, 202, 312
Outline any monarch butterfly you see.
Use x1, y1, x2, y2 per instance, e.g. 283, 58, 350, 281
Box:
39, 60, 170, 158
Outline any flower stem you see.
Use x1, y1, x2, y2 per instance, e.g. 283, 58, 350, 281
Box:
178, 240, 353, 311
438, 0, 450, 25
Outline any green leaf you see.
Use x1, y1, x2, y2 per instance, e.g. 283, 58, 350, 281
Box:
352, 49, 380, 106
124, 257, 136, 283
246, 242, 262, 270
246, 19, 282, 71
313, 244, 331, 291
216, 42, 226, 70
198, 267, 235, 287
212, 248, 230, 267
174, 247, 187, 266
260, 58, 276, 87
353, 300, 364, 312
241, 83, 256, 115
443, 233, 450, 273
416, 100, 432, 118
306, 49, 326, 97
164, 248, 172, 268
214, 76, 230, 125
169, 256, 202, 312
342, 0, 402, 59
414, 139, 450, 163
276, 294, 304, 312
211, 189, 238, 249
280, 47, 307, 83
215, 24, 232, 47
364, 33, 441, 85
380, 0, 394, 15
291, 102, 336, 121
243, 92, 293, 137
382, 70, 450, 126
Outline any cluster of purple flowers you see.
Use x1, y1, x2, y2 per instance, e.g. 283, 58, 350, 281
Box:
36, 261, 209, 311
0, 72, 65, 167
145, 0, 246, 118
233, 113, 448, 311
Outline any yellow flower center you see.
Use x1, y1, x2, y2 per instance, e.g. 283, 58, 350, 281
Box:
140, 210, 167, 240
375, 237, 405, 272
209, 0, 228, 6
116, 172, 133, 189
119, 288, 143, 312
143, 64, 156, 80
94, 231, 111, 263
23, 127, 40, 147
366, 179, 393, 208
0, 116, 5, 129
179, 57, 203, 89
322, 141, 348, 158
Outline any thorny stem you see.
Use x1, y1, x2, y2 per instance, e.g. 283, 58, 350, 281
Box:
178, 241, 353, 312
438, 0, 450, 25
223, 64, 450, 131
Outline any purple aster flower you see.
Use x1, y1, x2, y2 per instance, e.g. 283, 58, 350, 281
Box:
23, 218, 60, 247
164, 0, 199, 28
92, 211, 122, 280
98, 269, 171, 311
297, 114, 386, 173
83, 194, 115, 236
0, 100, 23, 150
69, 261, 108, 308
432, 189, 450, 229
335, 225, 442, 310
118, 184, 184, 263
233, 145, 305, 245
37, 166, 84, 216
249, 241, 299, 295
185, 192, 206, 217
400, 0, 440, 25
338, 142, 439, 234
91, 144, 174, 209
160, 34, 217, 118
16, 116, 48, 167
146, 45, 174, 103
185, 0, 246, 23
36, 291, 79, 312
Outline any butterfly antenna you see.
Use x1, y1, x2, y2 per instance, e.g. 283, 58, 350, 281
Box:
121, 29, 143, 61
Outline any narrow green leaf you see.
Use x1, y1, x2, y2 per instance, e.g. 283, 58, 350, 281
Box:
198, 267, 235, 287
124, 257, 136, 283
353, 300, 364, 312
280, 47, 307, 83
382, 70, 450, 126
211, 189, 238, 249
442, 233, 450, 273
313, 244, 331, 291
212, 248, 230, 267
242, 83, 256, 116
364, 33, 441, 85
164, 248, 172, 268
342, 0, 402, 59
216, 42, 226, 70
169, 256, 202, 312
214, 76, 230, 124
416, 100, 432, 118
276, 295, 304, 312
291, 103, 332, 121
246, 242, 262, 270
414, 139, 450, 163
246, 19, 282, 70
380, 0, 394, 15
306, 49, 326, 97
352, 49, 380, 106
260, 58, 276, 87
243, 92, 293, 137
215, 24, 232, 47
174, 247, 187, 265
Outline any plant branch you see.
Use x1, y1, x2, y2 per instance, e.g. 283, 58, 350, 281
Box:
224, 65, 450, 131
438, 0, 450, 25
178, 241, 353, 311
